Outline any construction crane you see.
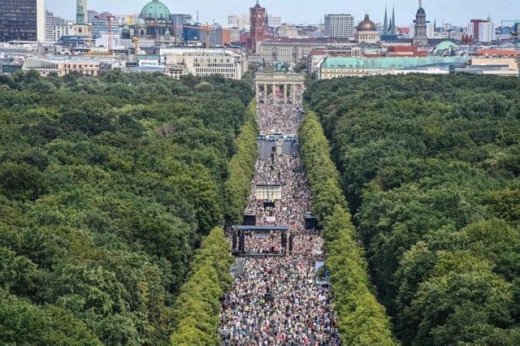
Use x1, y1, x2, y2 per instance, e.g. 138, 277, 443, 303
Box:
93, 15, 116, 54
106, 15, 116, 53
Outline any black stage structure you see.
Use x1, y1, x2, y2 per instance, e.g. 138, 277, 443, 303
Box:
231, 225, 294, 257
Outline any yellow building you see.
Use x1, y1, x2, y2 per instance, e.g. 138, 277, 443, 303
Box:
469, 58, 519, 76
23, 57, 102, 76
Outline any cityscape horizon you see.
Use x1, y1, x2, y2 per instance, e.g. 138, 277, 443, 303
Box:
46, 0, 520, 27
0, 0, 519, 345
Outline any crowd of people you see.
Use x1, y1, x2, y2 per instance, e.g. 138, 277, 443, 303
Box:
248, 153, 311, 233
220, 99, 339, 345
220, 257, 338, 345
256, 102, 304, 135
244, 234, 282, 255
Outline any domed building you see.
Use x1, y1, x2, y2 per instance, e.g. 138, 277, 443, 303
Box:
137, 0, 173, 40
355, 14, 380, 44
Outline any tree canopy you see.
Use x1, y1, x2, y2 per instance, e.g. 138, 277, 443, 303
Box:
299, 112, 395, 345
0, 70, 253, 344
306, 74, 520, 345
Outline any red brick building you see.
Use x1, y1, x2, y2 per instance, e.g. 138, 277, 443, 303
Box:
387, 46, 428, 57
249, 1, 266, 52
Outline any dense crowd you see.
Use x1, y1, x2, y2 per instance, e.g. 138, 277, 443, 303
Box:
256, 101, 304, 135
220, 257, 338, 345
248, 153, 311, 232
220, 99, 339, 345
245, 234, 282, 255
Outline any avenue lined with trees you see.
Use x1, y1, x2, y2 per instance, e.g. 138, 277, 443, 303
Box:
0, 70, 252, 344
300, 112, 395, 345
171, 100, 258, 344
306, 74, 520, 345
1, 68, 519, 345
171, 227, 234, 345
224, 101, 258, 226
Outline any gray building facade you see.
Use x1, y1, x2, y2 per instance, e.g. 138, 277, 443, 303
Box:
324, 14, 354, 39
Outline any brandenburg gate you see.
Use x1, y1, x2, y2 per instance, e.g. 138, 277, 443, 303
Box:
255, 73, 305, 104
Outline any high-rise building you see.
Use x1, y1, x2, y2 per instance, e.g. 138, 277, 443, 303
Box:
0, 0, 45, 42
469, 19, 486, 42
468, 19, 496, 43
324, 14, 354, 39
413, 0, 428, 46
249, 1, 266, 52
46, 11, 54, 42
172, 14, 192, 40
45, 11, 68, 42
268, 15, 282, 28
228, 15, 250, 30
91, 15, 118, 39
77, 0, 87, 24
478, 21, 495, 43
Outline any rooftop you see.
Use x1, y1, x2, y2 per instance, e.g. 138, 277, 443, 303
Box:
322, 56, 469, 70
357, 14, 377, 32
434, 40, 458, 53
140, 0, 171, 21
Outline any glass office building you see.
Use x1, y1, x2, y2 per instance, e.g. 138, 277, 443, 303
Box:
0, 0, 45, 42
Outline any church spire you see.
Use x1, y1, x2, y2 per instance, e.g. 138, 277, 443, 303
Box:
383, 5, 388, 33
391, 4, 396, 32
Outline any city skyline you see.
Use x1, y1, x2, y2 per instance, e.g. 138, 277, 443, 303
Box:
45, 0, 520, 26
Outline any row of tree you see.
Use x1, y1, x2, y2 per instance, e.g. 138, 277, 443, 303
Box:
305, 74, 520, 344
224, 101, 258, 225
0, 70, 253, 344
170, 227, 234, 345
299, 112, 395, 345
171, 100, 260, 344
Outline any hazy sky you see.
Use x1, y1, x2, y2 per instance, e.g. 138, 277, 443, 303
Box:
47, 0, 520, 26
